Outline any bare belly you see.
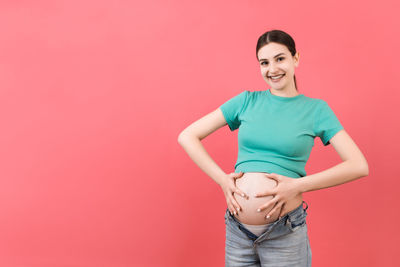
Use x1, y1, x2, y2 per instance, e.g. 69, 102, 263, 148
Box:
233, 172, 303, 225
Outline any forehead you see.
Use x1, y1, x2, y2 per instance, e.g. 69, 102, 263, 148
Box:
257, 42, 289, 59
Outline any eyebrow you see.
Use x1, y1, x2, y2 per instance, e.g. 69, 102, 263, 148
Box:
258, 53, 285, 62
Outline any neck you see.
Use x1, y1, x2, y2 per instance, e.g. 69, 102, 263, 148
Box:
270, 87, 299, 97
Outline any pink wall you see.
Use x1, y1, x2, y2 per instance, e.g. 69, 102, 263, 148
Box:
0, 0, 398, 266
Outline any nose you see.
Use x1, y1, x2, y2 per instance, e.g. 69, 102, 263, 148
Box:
267, 62, 278, 74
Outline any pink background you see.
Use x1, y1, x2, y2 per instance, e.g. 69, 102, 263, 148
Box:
0, 0, 399, 266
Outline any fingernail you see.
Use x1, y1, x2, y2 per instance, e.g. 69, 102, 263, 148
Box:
266, 215, 270, 219
234, 211, 237, 215
241, 193, 244, 197
236, 207, 240, 211
257, 208, 260, 212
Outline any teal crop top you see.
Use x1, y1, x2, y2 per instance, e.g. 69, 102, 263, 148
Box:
219, 89, 344, 178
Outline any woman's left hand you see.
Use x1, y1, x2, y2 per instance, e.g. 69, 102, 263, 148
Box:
254, 173, 302, 219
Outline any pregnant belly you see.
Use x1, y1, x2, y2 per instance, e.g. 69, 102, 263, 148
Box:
233, 172, 303, 225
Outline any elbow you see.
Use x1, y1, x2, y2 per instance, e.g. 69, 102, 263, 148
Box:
362, 164, 369, 177
177, 130, 193, 145
349, 159, 369, 177
177, 132, 186, 145
359, 161, 369, 177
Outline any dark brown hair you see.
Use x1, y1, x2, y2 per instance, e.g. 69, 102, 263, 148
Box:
256, 29, 298, 91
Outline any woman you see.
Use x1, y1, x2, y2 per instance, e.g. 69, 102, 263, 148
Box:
178, 29, 369, 267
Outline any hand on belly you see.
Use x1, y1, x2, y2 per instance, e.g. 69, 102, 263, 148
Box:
233, 172, 281, 225
233, 172, 303, 225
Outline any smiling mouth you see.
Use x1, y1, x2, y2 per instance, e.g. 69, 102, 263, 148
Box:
268, 74, 285, 80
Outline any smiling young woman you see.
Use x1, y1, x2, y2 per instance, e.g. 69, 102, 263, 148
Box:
178, 29, 369, 267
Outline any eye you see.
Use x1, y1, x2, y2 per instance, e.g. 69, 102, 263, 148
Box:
260, 57, 284, 65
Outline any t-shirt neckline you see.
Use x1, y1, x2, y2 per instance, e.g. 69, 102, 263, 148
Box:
266, 89, 304, 102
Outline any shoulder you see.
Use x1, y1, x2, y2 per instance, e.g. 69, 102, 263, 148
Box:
301, 94, 323, 102
245, 89, 265, 100
232, 89, 258, 103
300, 94, 327, 109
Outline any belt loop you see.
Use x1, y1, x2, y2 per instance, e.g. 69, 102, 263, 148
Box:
302, 200, 309, 211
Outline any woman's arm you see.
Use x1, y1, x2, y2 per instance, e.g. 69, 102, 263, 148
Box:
298, 129, 369, 193
177, 108, 249, 215
255, 129, 369, 219
177, 108, 229, 186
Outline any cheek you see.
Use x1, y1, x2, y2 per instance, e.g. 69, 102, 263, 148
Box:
283, 65, 294, 73
261, 69, 267, 76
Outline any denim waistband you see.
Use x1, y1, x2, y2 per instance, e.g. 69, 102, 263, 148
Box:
226, 200, 309, 241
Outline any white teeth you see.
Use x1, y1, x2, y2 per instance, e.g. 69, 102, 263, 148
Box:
270, 74, 284, 80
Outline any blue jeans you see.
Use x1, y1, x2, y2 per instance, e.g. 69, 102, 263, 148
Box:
224, 201, 312, 267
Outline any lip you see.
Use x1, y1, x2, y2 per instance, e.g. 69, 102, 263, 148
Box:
268, 73, 285, 82
268, 73, 285, 78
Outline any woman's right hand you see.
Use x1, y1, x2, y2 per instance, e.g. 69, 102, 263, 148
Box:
220, 172, 249, 215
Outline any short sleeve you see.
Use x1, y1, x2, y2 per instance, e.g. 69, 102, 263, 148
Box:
219, 90, 249, 131
314, 100, 344, 146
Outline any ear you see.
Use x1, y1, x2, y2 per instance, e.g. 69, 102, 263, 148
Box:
294, 52, 300, 67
